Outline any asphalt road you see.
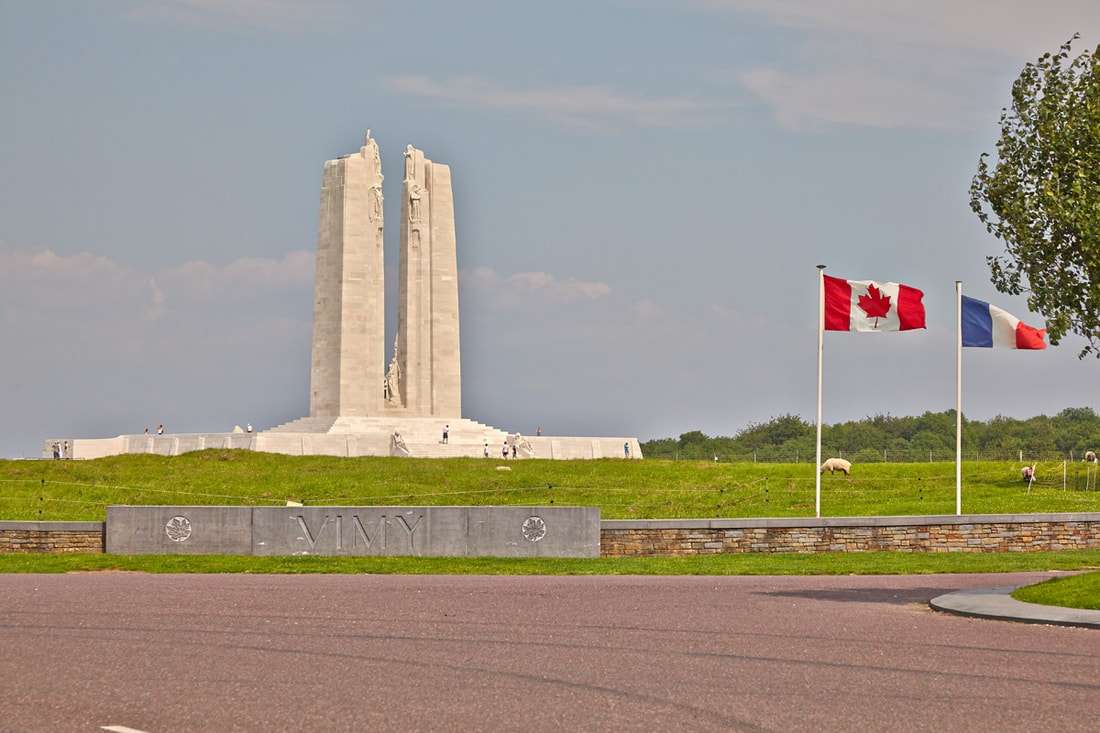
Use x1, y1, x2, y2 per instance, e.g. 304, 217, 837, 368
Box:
1, 572, 1097, 732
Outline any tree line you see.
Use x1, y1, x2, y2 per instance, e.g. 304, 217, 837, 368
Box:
640, 407, 1100, 463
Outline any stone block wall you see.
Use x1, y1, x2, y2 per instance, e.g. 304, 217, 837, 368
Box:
0, 522, 105, 554
601, 514, 1100, 556
6, 515, 1100, 557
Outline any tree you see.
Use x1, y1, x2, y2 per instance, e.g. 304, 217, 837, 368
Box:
735, 414, 812, 449
970, 35, 1100, 357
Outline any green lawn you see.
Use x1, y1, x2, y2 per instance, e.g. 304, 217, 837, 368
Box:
1013, 569, 1100, 610
3, 452, 1099, 612
2, 549, 1099, 577
2, 451, 1098, 521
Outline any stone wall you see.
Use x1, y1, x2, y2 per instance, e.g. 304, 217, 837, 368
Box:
601, 514, 1100, 556
0, 521, 105, 554
6, 514, 1100, 556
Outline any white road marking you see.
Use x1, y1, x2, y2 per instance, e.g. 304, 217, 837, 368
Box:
102, 726, 152, 733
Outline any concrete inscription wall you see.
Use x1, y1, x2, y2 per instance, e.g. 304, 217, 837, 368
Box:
105, 506, 600, 558
107, 507, 254, 555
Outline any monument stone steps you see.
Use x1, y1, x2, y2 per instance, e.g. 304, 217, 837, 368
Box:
266, 416, 340, 433
264, 415, 509, 443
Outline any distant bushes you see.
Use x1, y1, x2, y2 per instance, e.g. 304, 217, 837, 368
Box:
641, 407, 1100, 463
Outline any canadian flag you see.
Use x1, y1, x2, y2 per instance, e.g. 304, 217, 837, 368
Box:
824, 275, 926, 332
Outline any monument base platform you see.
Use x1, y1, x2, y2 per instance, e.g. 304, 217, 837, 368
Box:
44, 418, 643, 461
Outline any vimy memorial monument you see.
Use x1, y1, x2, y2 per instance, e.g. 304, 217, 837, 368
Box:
47, 131, 642, 460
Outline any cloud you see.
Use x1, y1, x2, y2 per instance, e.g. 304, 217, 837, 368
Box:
685, 0, 1100, 130
0, 244, 316, 455
461, 268, 612, 309
0, 248, 160, 320
387, 74, 713, 129
739, 65, 974, 131
158, 251, 315, 305
0, 245, 314, 352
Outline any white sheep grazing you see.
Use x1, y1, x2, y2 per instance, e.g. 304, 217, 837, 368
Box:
1021, 465, 1035, 481
1085, 450, 1097, 464
820, 458, 852, 475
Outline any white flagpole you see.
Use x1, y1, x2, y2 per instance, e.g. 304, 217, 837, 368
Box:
816, 265, 826, 518
955, 280, 962, 515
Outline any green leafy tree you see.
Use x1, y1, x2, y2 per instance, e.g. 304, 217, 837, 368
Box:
677, 430, 709, 450
1052, 407, 1100, 453
970, 35, 1100, 357
735, 414, 813, 450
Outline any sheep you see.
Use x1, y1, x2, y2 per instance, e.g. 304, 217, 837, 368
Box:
1085, 451, 1097, 464
1021, 465, 1035, 482
819, 458, 852, 476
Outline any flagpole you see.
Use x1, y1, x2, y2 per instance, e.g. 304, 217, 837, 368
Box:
955, 280, 962, 515
816, 265, 826, 518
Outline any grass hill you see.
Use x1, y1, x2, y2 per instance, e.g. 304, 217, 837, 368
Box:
2, 450, 1098, 521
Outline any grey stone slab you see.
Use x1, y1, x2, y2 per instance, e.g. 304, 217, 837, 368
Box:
422, 507, 471, 556
253, 507, 430, 556
464, 506, 600, 558
106, 506, 252, 555
250, 506, 599, 558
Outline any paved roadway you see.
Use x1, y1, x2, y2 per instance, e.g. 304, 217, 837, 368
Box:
1, 572, 1098, 732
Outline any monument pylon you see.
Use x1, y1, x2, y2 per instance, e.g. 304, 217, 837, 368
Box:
309, 132, 386, 417
395, 144, 461, 417
308, 132, 462, 420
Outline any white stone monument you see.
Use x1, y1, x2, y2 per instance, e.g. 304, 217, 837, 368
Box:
309, 133, 386, 418
48, 131, 642, 460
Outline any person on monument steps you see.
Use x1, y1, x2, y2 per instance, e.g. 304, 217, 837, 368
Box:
443, 424, 449, 444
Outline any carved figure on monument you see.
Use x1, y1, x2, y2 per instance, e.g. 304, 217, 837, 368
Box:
404, 144, 415, 179
361, 132, 384, 223
409, 183, 422, 222
391, 431, 410, 457
514, 435, 536, 458
362, 130, 381, 166
385, 335, 402, 406
370, 185, 383, 221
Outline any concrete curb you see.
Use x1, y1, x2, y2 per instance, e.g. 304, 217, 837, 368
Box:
930, 584, 1100, 629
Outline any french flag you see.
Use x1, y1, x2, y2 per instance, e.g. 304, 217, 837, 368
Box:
961, 295, 1046, 349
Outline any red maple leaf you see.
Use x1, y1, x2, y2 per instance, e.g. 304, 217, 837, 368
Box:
857, 284, 892, 328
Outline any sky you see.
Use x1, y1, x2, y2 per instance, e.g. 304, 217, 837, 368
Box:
2, 0, 1099, 458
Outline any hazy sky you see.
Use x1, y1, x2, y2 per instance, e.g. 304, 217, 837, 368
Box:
2, 1, 1098, 458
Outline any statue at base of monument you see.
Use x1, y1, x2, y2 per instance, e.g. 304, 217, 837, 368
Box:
385, 335, 402, 406
513, 434, 536, 458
